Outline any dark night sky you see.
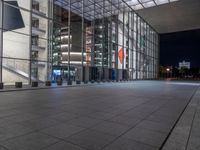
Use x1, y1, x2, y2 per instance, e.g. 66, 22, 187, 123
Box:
160, 29, 200, 68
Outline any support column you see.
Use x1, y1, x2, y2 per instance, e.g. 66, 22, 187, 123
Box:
68, 0, 71, 82
47, 0, 54, 81
135, 16, 138, 79
81, 0, 84, 82
0, 0, 3, 82
29, 0, 32, 84
131, 12, 134, 80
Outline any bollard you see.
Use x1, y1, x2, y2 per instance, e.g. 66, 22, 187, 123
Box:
76, 80, 81, 84
67, 80, 72, 85
0, 82, 4, 89
15, 82, 22, 88
45, 81, 51, 86
32, 81, 38, 87
57, 80, 62, 86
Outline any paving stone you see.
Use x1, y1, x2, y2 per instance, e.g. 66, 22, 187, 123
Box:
65, 129, 116, 150
91, 121, 131, 136
162, 86, 200, 150
0, 145, 8, 150
0, 132, 59, 150
103, 137, 158, 150
42, 141, 86, 150
135, 120, 172, 133
123, 127, 167, 147
0, 124, 35, 141
108, 115, 142, 127
66, 116, 103, 128
162, 139, 186, 150
19, 118, 61, 131
0, 81, 198, 150
48, 112, 79, 122
40, 123, 85, 139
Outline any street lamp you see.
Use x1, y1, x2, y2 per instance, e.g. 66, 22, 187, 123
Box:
166, 68, 170, 78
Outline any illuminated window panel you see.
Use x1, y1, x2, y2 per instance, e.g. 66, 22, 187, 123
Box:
155, 0, 169, 5
139, 0, 152, 3
170, 0, 179, 2
143, 1, 156, 8
128, 0, 179, 10
126, 0, 140, 6
132, 4, 143, 10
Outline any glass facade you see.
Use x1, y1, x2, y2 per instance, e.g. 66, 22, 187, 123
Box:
0, 0, 159, 85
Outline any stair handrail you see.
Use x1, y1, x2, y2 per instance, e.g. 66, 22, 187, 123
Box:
3, 54, 29, 75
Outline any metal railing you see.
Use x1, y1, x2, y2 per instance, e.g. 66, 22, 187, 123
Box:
1, 55, 48, 83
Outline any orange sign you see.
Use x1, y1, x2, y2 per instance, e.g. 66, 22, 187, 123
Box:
118, 48, 125, 64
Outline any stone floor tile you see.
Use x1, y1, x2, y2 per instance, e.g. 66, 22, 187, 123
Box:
65, 129, 116, 150
0, 132, 59, 150
103, 137, 158, 150
40, 123, 85, 139
42, 141, 86, 150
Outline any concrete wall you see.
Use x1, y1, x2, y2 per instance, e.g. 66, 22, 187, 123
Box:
3, 0, 31, 84
2, 0, 50, 84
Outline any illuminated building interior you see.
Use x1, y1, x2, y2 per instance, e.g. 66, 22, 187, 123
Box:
0, 0, 161, 84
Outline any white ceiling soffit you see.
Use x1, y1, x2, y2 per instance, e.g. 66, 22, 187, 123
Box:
136, 0, 200, 33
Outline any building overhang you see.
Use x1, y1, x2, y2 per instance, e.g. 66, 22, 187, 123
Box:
136, 0, 200, 33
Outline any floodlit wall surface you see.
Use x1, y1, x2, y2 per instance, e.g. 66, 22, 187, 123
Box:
0, 0, 159, 85
0, 0, 53, 84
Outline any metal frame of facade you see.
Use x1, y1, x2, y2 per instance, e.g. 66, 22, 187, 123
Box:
0, 0, 159, 84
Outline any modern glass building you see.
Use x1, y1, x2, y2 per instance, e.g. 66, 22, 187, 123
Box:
0, 0, 159, 85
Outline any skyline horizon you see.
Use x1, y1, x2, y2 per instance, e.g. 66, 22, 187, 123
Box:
160, 29, 200, 68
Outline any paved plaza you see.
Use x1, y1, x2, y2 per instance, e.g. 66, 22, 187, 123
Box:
0, 81, 199, 150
